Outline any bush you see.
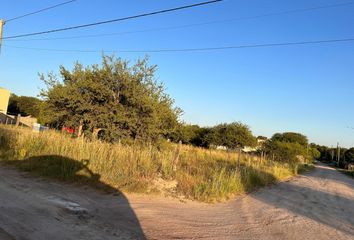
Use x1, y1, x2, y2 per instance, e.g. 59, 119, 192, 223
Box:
263, 132, 313, 164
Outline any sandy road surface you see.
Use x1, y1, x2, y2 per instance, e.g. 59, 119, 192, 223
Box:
0, 163, 353, 239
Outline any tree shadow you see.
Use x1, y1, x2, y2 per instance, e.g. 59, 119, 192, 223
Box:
3, 155, 146, 239
312, 163, 354, 191
246, 164, 354, 236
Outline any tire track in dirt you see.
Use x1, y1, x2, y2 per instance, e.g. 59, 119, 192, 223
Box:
0, 163, 353, 239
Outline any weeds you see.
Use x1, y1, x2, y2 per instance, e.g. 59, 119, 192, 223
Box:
0, 126, 302, 202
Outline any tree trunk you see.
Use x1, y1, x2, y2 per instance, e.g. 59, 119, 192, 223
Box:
238, 148, 241, 166
92, 128, 102, 139
15, 114, 21, 127
77, 119, 84, 137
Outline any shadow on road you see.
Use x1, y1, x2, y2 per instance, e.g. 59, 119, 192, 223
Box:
0, 227, 15, 240
3, 155, 146, 239
249, 164, 354, 236
312, 164, 354, 191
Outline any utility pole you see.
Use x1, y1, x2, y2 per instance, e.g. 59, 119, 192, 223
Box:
0, 19, 4, 53
337, 142, 340, 166
331, 145, 334, 161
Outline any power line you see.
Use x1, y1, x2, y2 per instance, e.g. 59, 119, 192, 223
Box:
2, 0, 222, 40
4, 37, 354, 53
4, 1, 354, 42
5, 0, 78, 23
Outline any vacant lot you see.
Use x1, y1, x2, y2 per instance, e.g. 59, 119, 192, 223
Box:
0, 163, 353, 239
0, 126, 298, 202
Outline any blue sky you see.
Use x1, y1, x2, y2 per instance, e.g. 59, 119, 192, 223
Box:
0, 0, 353, 147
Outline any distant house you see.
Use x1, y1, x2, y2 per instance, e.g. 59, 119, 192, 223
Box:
216, 145, 228, 151
0, 88, 38, 128
0, 87, 10, 114
242, 146, 257, 153
256, 136, 267, 146
242, 136, 268, 153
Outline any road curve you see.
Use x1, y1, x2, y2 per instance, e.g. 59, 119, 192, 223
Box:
0, 163, 353, 239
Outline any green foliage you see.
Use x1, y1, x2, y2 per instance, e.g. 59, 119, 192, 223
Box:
265, 140, 307, 162
257, 136, 267, 141
311, 144, 352, 167
309, 147, 321, 160
170, 122, 257, 149
7, 94, 42, 118
208, 122, 257, 149
170, 124, 211, 147
169, 124, 200, 143
310, 144, 334, 161
39, 55, 181, 142
344, 148, 354, 163
264, 132, 312, 163
271, 132, 308, 146
0, 126, 298, 202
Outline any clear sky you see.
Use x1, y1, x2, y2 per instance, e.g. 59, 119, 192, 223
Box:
0, 0, 353, 147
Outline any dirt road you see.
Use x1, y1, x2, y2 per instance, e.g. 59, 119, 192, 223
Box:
0, 163, 353, 239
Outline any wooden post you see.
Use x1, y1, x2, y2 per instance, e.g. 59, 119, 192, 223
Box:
15, 114, 21, 127
238, 148, 241, 166
77, 119, 83, 137
92, 128, 102, 139
173, 141, 182, 171
337, 142, 340, 167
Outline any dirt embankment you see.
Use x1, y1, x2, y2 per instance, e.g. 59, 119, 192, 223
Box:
0, 163, 353, 239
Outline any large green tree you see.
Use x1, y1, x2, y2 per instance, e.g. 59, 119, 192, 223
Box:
40, 55, 181, 142
264, 132, 315, 163
208, 122, 257, 149
271, 132, 308, 147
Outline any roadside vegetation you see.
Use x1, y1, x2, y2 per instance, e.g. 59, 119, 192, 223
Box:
0, 55, 319, 202
312, 144, 354, 177
0, 126, 314, 202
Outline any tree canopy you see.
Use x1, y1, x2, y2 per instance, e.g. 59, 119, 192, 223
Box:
208, 122, 257, 149
170, 124, 211, 147
40, 55, 181, 142
344, 148, 354, 163
7, 94, 42, 118
264, 132, 315, 163
271, 132, 308, 147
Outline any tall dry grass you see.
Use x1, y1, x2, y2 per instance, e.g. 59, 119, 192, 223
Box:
0, 125, 299, 202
